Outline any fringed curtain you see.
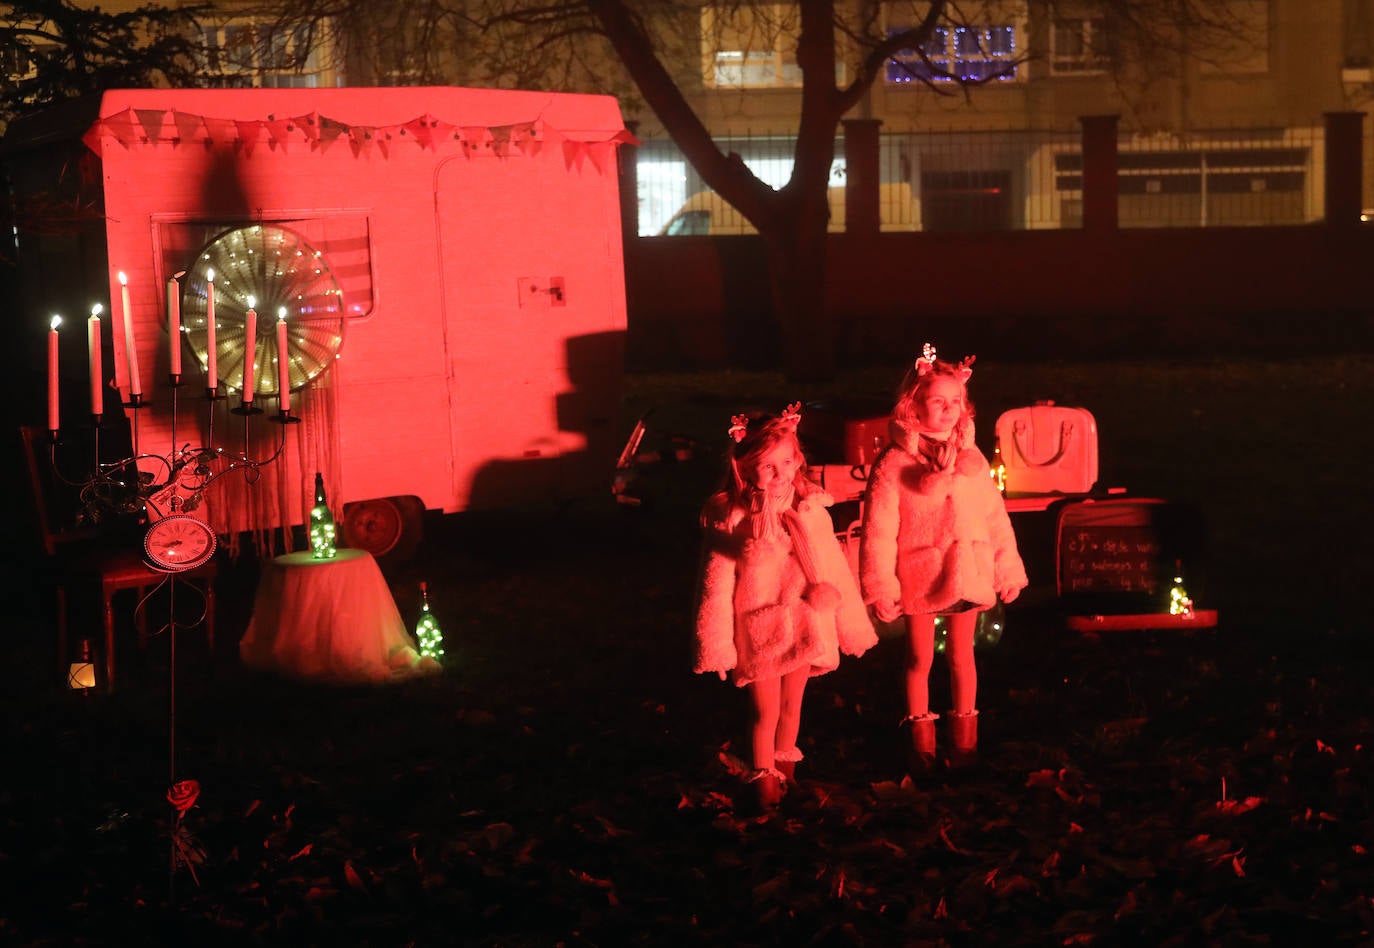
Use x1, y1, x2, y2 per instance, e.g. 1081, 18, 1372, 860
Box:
206, 368, 341, 559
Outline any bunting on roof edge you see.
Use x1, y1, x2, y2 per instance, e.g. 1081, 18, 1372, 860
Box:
80, 109, 639, 161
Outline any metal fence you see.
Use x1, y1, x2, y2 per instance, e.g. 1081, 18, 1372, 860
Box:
635, 124, 1328, 236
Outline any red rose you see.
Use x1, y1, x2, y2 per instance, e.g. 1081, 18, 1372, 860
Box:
167, 779, 201, 817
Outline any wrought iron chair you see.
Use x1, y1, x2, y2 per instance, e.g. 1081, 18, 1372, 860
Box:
20, 425, 217, 690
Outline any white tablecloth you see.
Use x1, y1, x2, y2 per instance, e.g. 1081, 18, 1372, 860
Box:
240, 549, 428, 683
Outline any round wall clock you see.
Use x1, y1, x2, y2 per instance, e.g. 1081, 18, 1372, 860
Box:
143, 514, 218, 572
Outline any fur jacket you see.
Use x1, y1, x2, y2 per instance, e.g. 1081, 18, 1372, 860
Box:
860, 419, 1028, 615
694, 480, 876, 687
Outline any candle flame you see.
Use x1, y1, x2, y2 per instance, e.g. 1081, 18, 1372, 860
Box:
117, 271, 128, 285
206, 268, 215, 282
278, 306, 287, 319
91, 303, 103, 317
247, 295, 256, 309
50, 314, 61, 330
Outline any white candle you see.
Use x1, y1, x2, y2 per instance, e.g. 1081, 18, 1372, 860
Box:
205, 269, 217, 390
242, 301, 257, 403
276, 307, 290, 412
167, 273, 182, 377
48, 315, 60, 432
88, 305, 103, 417
118, 272, 141, 399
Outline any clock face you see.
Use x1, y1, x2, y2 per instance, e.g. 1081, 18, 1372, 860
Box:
144, 515, 217, 572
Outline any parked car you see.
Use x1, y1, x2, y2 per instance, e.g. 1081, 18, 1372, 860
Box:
659, 183, 919, 235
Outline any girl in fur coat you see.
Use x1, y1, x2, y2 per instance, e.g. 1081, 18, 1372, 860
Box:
694, 405, 877, 808
860, 345, 1028, 772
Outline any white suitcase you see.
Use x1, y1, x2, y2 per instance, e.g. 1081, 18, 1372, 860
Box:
995, 401, 1098, 495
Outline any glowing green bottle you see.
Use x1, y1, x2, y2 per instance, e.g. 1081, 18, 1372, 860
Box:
309, 472, 337, 559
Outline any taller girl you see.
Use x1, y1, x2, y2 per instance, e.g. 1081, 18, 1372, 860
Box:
860, 344, 1028, 772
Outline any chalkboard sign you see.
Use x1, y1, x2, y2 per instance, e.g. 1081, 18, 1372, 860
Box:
1060, 524, 1162, 595
1056, 498, 1204, 612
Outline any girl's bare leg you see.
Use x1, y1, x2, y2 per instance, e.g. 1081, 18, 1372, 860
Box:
774, 667, 809, 780
945, 610, 980, 765
944, 611, 978, 714
749, 677, 782, 772
904, 613, 937, 716
748, 677, 787, 806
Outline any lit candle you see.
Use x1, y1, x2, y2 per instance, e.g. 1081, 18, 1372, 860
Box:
242, 298, 257, 403
276, 307, 290, 413
48, 315, 61, 432
118, 271, 142, 400
88, 304, 103, 417
204, 268, 217, 390
167, 272, 182, 377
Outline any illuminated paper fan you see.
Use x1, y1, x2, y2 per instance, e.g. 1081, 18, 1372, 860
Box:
180, 224, 345, 395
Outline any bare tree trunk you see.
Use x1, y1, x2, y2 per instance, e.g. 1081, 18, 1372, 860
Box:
764, 235, 833, 383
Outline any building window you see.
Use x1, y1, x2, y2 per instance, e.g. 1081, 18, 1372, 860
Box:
202, 20, 331, 88
703, 3, 803, 88
886, 23, 1020, 83
1051, 17, 1109, 74
0, 32, 32, 79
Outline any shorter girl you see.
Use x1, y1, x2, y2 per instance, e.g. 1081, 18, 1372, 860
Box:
693, 404, 877, 808
860, 345, 1028, 772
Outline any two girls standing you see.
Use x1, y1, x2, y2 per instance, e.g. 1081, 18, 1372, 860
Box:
691, 346, 1027, 807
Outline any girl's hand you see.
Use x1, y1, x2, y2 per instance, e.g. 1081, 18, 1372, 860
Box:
874, 599, 902, 623
718, 670, 728, 681
999, 585, 1022, 604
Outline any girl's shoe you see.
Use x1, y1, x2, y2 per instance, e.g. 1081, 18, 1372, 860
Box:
748, 768, 786, 809
903, 712, 939, 775
774, 746, 804, 784
947, 709, 979, 768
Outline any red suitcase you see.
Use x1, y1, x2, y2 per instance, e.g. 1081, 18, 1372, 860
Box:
800, 400, 891, 467
995, 401, 1098, 495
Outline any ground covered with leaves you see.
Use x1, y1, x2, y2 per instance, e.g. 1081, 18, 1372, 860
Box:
3, 356, 1371, 945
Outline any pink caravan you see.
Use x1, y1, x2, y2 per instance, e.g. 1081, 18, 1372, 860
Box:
54, 86, 634, 553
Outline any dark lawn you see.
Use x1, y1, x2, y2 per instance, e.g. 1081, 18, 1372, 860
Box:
2, 355, 1371, 946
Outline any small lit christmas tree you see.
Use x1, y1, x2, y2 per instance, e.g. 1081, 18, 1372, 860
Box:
309, 472, 337, 559
414, 581, 444, 662
1169, 561, 1194, 616
990, 435, 1007, 493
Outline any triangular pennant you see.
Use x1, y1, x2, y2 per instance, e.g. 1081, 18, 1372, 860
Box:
561, 139, 587, 171
585, 141, 611, 174
512, 122, 540, 157
203, 116, 237, 143
134, 108, 167, 142
401, 114, 437, 150
172, 110, 208, 144
316, 117, 348, 153
460, 126, 493, 156
294, 112, 321, 142
610, 128, 642, 147
235, 119, 266, 157
102, 109, 137, 147
80, 120, 105, 157
348, 125, 376, 156
538, 123, 566, 145
266, 117, 295, 150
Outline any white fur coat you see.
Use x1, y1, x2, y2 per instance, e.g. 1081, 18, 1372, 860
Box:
860, 419, 1028, 615
694, 482, 876, 687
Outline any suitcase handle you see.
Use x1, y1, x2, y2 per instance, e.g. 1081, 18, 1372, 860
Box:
1011, 420, 1073, 468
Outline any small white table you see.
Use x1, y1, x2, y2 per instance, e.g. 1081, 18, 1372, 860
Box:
240, 549, 424, 683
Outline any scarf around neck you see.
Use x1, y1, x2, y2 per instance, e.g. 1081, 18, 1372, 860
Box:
747, 483, 796, 542
916, 432, 957, 472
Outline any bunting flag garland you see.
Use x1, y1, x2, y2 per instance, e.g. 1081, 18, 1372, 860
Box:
173, 110, 208, 144
81, 108, 640, 164
134, 108, 167, 142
